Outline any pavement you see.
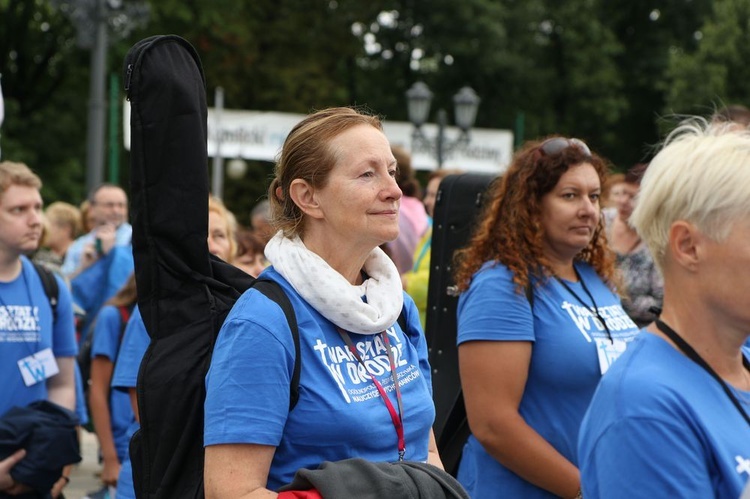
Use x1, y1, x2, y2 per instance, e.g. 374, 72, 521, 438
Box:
65, 429, 107, 499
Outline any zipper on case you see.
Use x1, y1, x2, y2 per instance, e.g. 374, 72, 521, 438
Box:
124, 63, 134, 99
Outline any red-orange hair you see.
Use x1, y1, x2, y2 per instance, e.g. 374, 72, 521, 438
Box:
453, 137, 616, 294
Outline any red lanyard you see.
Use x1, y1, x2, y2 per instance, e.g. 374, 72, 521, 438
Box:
337, 328, 406, 461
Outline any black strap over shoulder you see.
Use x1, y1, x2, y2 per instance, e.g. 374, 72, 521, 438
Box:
31, 262, 59, 322
656, 319, 750, 427
396, 308, 407, 333
252, 279, 301, 411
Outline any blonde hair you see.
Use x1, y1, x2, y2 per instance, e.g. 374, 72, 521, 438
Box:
0, 161, 42, 200
44, 202, 83, 240
208, 196, 238, 263
631, 118, 750, 271
269, 107, 383, 238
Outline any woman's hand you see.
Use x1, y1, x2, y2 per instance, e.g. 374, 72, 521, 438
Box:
100, 456, 121, 487
427, 431, 444, 470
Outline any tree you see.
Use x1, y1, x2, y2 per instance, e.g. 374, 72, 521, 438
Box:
0, 0, 88, 203
534, 0, 626, 152
346, 0, 628, 163
0, 0, 725, 208
600, 0, 712, 164
664, 0, 750, 119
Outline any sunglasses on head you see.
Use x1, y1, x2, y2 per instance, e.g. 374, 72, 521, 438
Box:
539, 137, 592, 157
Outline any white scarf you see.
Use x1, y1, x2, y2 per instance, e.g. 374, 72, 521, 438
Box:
264, 232, 403, 335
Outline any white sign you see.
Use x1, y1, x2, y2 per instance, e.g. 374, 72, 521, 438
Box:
124, 103, 513, 174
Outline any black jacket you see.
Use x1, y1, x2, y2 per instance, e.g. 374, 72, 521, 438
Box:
279, 458, 470, 499
0, 400, 80, 498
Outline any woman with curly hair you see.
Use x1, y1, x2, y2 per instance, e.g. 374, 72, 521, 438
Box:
453, 137, 640, 498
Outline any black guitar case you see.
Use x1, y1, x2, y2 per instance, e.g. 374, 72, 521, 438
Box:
425, 173, 498, 477
124, 35, 256, 499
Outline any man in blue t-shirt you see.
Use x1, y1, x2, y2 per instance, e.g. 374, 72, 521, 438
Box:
0, 161, 78, 495
64, 184, 134, 338
61, 183, 132, 279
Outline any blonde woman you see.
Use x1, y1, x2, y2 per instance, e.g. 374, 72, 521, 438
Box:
579, 119, 750, 497
204, 108, 442, 496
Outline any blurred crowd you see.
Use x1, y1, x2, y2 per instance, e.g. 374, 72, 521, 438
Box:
1, 102, 749, 499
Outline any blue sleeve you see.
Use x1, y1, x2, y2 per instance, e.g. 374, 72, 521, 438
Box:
71, 247, 133, 316
456, 263, 534, 345
580, 417, 713, 498
401, 291, 432, 394
204, 290, 294, 447
61, 237, 86, 276
111, 307, 149, 390
90, 306, 122, 361
52, 274, 77, 357
104, 247, 134, 299
71, 256, 108, 313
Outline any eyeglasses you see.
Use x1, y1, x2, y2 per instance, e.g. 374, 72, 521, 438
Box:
539, 137, 591, 157
93, 201, 127, 209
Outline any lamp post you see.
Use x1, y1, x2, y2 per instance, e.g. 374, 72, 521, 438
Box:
406, 82, 480, 169
52, 0, 149, 192
86, 0, 108, 192
211, 87, 225, 199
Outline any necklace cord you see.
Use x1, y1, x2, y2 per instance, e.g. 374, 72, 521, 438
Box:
655, 319, 750, 427
555, 266, 613, 343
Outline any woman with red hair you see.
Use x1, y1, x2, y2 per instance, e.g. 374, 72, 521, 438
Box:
453, 137, 640, 498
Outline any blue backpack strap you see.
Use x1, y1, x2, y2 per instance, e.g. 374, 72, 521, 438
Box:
252, 279, 301, 411
31, 262, 59, 323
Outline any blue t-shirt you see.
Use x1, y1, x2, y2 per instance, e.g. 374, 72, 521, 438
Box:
204, 267, 436, 491
61, 223, 133, 277
455, 261, 640, 498
0, 257, 77, 416
579, 332, 750, 498
111, 306, 150, 499
74, 363, 89, 425
71, 245, 134, 340
91, 304, 136, 461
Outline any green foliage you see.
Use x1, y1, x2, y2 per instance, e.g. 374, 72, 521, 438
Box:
664, 0, 750, 119
0, 0, 737, 212
0, 0, 87, 203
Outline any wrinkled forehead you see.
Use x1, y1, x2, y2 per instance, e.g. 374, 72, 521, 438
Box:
323, 125, 394, 178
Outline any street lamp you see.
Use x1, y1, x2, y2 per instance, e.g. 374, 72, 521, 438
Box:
227, 158, 248, 180
52, 0, 149, 193
406, 81, 480, 168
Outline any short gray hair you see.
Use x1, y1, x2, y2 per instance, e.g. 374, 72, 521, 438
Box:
631, 118, 750, 271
